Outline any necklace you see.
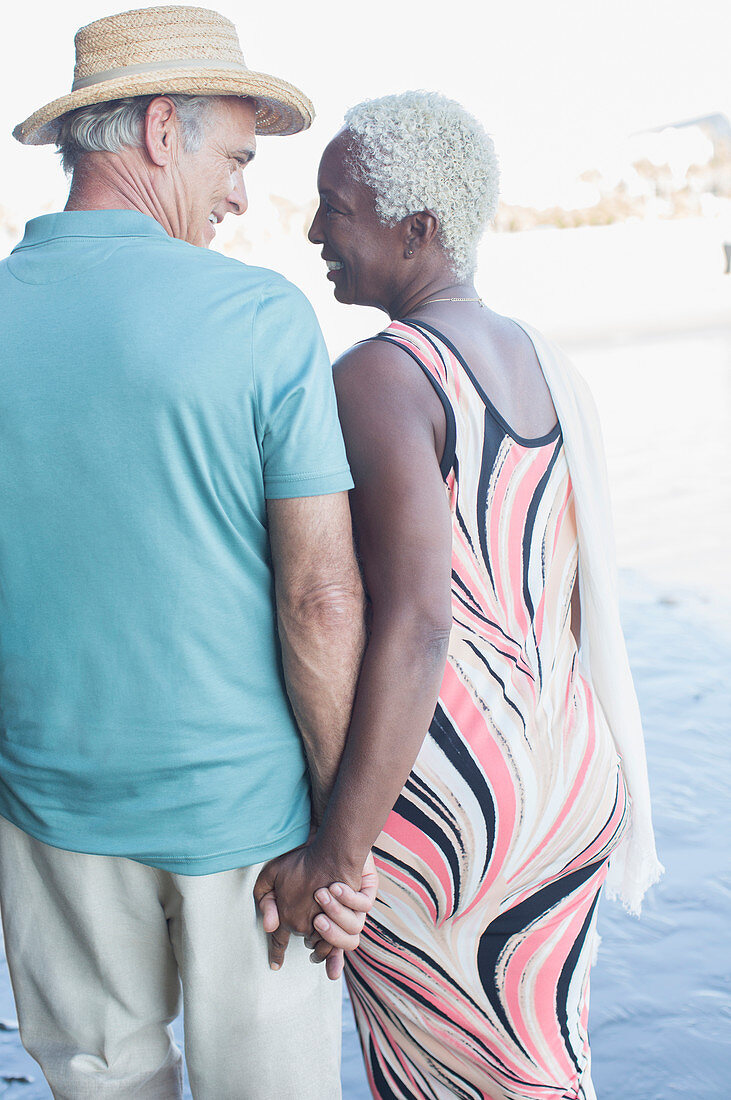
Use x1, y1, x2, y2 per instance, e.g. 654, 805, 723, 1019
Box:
420, 296, 484, 306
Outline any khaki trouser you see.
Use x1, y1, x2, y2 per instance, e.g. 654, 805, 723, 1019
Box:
0, 815, 341, 1099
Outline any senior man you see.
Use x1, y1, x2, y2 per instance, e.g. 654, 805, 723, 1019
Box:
0, 6, 369, 1097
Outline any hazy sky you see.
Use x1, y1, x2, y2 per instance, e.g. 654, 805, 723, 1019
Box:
0, 0, 728, 220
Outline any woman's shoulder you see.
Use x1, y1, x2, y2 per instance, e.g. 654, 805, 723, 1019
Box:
334, 324, 432, 389
333, 327, 448, 445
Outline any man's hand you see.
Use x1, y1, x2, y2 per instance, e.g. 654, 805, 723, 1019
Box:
254, 851, 378, 978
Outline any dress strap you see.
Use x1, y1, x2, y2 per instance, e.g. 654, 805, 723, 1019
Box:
367, 321, 456, 481
376, 320, 454, 394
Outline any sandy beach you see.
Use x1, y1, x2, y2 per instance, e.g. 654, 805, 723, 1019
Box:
1, 216, 729, 1097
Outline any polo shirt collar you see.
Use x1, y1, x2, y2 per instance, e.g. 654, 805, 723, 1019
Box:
13, 209, 170, 251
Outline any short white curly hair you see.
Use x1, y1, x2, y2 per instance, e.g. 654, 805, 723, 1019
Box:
343, 91, 499, 280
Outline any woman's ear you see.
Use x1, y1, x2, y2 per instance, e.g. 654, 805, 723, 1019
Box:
402, 210, 440, 258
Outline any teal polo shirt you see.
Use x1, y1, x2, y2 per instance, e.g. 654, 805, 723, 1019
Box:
0, 209, 353, 873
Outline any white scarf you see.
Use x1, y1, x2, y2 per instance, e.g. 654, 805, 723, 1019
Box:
515, 319, 664, 915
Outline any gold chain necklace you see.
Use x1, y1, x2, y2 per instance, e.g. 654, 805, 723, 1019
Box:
420, 296, 484, 306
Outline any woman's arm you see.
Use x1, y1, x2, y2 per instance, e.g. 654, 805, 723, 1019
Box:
311, 337, 454, 875
254, 337, 453, 937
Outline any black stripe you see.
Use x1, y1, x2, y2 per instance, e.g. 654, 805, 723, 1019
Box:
556, 883, 602, 1075
454, 490, 479, 560
521, 435, 562, 628
373, 844, 440, 916
463, 638, 527, 735
368, 1035, 412, 1100
451, 569, 482, 612
476, 860, 604, 1062
430, 704, 496, 878
451, 573, 536, 681
476, 406, 507, 588
405, 773, 461, 838
392, 793, 462, 914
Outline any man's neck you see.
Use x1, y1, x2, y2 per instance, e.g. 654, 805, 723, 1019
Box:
65, 152, 175, 239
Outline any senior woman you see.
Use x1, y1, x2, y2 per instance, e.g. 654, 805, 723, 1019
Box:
266, 92, 662, 1099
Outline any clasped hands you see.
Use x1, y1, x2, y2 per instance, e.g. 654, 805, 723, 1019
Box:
253, 844, 377, 980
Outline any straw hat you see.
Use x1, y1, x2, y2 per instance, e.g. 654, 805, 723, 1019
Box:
13, 5, 314, 145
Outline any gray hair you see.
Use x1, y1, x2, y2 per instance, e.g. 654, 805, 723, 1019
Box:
56, 94, 221, 174
344, 91, 500, 280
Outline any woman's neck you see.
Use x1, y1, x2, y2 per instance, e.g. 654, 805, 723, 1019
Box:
389, 278, 480, 321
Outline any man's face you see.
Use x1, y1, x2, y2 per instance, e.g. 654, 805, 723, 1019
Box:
174, 96, 257, 248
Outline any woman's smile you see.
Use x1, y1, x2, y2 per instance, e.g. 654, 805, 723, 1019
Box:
308, 131, 407, 310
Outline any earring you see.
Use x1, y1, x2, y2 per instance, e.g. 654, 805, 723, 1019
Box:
406, 248, 414, 257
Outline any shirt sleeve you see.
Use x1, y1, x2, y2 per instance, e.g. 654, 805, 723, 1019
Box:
251, 278, 353, 499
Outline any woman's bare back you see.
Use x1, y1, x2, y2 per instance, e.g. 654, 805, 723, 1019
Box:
407, 302, 558, 440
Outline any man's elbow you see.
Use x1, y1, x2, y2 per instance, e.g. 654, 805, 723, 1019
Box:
283, 581, 366, 647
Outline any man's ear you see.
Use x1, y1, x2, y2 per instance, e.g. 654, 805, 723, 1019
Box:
144, 96, 179, 167
402, 210, 440, 258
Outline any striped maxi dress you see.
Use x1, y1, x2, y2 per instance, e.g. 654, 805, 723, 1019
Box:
345, 319, 630, 1100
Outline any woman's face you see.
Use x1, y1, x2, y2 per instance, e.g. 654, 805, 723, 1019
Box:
308, 132, 404, 310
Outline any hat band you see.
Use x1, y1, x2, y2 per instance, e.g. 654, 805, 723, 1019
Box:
71, 58, 247, 92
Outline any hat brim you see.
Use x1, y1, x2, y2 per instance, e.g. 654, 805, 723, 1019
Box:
13, 68, 314, 145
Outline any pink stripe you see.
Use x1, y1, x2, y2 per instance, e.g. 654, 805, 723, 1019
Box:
507, 686, 596, 888
382, 810, 454, 914
502, 874, 600, 1078
350, 946, 498, 1058
504, 446, 553, 638
438, 676, 518, 918
391, 324, 451, 392
379, 858, 438, 922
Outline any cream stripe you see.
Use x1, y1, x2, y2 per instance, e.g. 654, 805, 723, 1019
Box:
72, 59, 247, 92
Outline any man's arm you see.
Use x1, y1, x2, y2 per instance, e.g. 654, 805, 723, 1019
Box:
267, 491, 366, 822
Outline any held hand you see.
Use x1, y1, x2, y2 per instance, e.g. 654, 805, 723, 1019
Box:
304, 853, 379, 978
254, 844, 362, 970
256, 888, 291, 972
255, 828, 317, 970
254, 845, 320, 935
